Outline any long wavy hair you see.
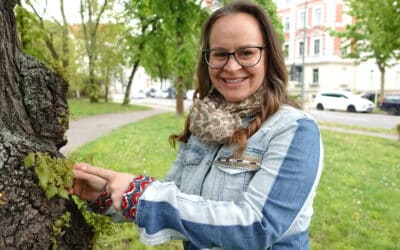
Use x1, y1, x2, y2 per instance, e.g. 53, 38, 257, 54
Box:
170, 0, 291, 152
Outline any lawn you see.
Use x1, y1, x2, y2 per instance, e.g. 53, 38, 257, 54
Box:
68, 112, 400, 250
68, 98, 149, 120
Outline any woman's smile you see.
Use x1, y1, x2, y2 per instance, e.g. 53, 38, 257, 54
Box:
222, 77, 248, 84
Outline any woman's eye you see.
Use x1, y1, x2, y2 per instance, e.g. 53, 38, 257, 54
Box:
237, 49, 254, 58
214, 53, 227, 59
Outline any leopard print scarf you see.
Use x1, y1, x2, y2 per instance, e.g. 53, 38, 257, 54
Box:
189, 87, 265, 144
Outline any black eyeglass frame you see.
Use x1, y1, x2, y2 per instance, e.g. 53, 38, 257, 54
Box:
202, 45, 267, 69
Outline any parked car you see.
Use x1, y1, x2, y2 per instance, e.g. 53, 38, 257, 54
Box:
153, 89, 169, 98
166, 87, 176, 99
145, 88, 157, 97
380, 95, 400, 115
360, 92, 380, 103
313, 90, 374, 113
130, 89, 146, 99
185, 89, 196, 100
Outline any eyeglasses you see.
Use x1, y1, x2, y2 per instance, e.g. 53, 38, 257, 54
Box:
203, 45, 266, 69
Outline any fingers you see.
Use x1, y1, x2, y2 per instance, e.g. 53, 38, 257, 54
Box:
111, 193, 122, 211
73, 168, 102, 182
74, 163, 116, 181
68, 177, 83, 196
72, 163, 135, 210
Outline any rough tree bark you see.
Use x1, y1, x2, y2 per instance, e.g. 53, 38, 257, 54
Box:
0, 1, 93, 249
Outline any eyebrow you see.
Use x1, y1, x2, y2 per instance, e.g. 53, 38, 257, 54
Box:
208, 45, 264, 50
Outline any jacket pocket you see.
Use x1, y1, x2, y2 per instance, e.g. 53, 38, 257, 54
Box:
214, 149, 263, 202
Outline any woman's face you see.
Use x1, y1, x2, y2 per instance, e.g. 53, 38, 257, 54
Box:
208, 13, 266, 103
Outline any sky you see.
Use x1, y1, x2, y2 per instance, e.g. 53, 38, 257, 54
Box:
30, 1, 81, 24
30, 1, 124, 24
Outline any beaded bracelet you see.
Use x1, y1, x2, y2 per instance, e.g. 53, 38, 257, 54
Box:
120, 175, 156, 221
88, 184, 112, 214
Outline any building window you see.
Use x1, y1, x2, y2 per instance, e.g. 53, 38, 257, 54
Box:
313, 68, 319, 84
290, 64, 303, 83
314, 39, 320, 55
314, 7, 322, 25
298, 10, 306, 28
284, 16, 290, 31
284, 44, 289, 57
299, 41, 304, 56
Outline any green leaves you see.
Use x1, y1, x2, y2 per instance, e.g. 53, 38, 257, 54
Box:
331, 0, 400, 98
51, 212, 71, 248
24, 152, 74, 200
24, 152, 35, 167
35, 160, 50, 190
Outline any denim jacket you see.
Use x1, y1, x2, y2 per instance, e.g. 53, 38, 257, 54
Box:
111, 105, 323, 250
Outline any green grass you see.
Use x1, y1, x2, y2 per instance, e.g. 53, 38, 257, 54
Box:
68, 98, 150, 120
69, 113, 400, 250
310, 131, 399, 249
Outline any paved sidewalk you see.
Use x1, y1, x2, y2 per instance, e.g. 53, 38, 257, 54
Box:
319, 126, 398, 141
60, 109, 167, 155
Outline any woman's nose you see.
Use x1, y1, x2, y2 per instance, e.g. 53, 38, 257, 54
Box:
223, 55, 242, 71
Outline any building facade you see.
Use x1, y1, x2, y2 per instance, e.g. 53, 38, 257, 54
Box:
274, 0, 399, 102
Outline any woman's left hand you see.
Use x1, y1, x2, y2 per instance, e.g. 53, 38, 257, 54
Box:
72, 163, 136, 210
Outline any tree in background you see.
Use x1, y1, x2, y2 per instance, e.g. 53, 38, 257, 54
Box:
145, 0, 208, 115
122, 0, 208, 113
140, 27, 174, 93
121, 0, 160, 106
331, 0, 400, 99
96, 22, 126, 103
79, 0, 114, 103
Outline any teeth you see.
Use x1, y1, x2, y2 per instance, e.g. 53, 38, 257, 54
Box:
224, 78, 245, 83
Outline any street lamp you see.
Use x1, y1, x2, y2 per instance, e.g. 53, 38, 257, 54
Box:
301, 0, 307, 107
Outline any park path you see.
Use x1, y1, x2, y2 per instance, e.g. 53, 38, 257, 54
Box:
319, 125, 398, 141
60, 108, 167, 155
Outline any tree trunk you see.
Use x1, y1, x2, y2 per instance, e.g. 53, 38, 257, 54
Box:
378, 63, 385, 104
175, 79, 184, 116
123, 60, 140, 106
174, 1, 185, 116
0, 1, 93, 249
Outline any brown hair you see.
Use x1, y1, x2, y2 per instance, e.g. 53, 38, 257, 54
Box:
170, 0, 290, 151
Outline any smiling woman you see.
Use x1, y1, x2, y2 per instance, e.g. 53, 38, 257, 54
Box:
68, 1, 324, 249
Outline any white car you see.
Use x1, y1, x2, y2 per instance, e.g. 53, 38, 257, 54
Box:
130, 90, 146, 99
153, 89, 169, 98
185, 89, 196, 100
313, 90, 374, 113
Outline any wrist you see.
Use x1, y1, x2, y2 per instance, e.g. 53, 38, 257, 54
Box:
88, 184, 112, 214
120, 175, 156, 221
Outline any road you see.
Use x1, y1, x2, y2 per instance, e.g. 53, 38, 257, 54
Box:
306, 109, 400, 129
129, 98, 400, 130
